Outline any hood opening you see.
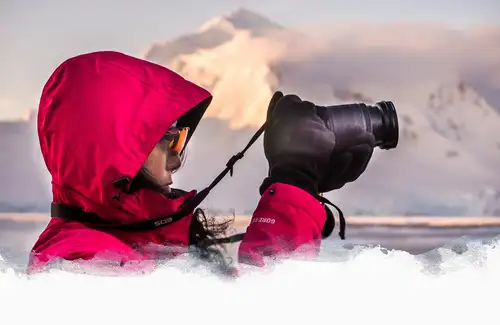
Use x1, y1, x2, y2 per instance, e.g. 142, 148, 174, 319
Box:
176, 96, 213, 149
128, 96, 213, 194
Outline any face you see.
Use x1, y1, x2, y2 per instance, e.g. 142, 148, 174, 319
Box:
141, 126, 188, 193
143, 143, 182, 193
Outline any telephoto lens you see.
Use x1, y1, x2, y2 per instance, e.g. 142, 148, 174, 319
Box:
316, 101, 399, 150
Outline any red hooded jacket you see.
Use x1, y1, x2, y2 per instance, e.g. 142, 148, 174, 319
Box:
28, 51, 327, 274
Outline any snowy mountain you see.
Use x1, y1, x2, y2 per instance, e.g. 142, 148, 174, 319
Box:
142, 9, 500, 216
2, 9, 499, 216
145, 8, 282, 68
144, 8, 286, 130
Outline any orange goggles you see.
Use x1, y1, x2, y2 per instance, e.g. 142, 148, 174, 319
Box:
161, 127, 189, 154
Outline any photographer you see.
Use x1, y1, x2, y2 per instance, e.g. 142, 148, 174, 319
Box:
28, 51, 387, 276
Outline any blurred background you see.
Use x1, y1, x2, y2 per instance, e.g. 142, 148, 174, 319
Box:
1, 0, 500, 269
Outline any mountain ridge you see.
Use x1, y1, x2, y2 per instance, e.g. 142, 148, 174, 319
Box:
142, 9, 500, 215
1, 9, 499, 216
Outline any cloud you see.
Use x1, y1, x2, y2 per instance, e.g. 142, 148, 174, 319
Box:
150, 21, 500, 131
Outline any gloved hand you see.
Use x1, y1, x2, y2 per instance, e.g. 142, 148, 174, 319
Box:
260, 91, 378, 196
259, 91, 336, 197
318, 132, 375, 192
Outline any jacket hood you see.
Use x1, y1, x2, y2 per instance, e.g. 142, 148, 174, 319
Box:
38, 51, 212, 222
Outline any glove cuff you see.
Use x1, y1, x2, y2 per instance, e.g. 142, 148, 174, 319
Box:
259, 165, 318, 197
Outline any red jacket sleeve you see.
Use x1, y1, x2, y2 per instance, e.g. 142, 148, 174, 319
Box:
237, 182, 326, 267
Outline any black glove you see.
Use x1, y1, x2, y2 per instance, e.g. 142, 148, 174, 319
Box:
260, 91, 378, 195
259, 91, 336, 197
318, 133, 375, 192
315, 104, 376, 192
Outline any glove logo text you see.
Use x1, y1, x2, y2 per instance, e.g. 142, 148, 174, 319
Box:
251, 217, 276, 225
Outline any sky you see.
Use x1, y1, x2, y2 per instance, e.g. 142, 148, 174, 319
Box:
1, 0, 499, 120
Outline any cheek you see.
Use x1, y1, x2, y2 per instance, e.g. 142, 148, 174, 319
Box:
145, 147, 168, 175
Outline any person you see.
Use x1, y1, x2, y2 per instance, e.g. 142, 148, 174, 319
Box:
28, 51, 375, 276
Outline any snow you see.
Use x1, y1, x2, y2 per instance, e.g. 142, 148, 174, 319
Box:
1, 239, 499, 325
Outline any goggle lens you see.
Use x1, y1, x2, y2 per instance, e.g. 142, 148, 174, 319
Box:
162, 127, 189, 154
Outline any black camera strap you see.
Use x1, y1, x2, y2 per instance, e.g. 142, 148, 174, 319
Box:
51, 121, 346, 244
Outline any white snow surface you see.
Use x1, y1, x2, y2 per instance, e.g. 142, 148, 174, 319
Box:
1, 238, 499, 325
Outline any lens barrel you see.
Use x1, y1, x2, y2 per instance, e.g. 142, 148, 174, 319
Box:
317, 101, 399, 150
369, 101, 399, 149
